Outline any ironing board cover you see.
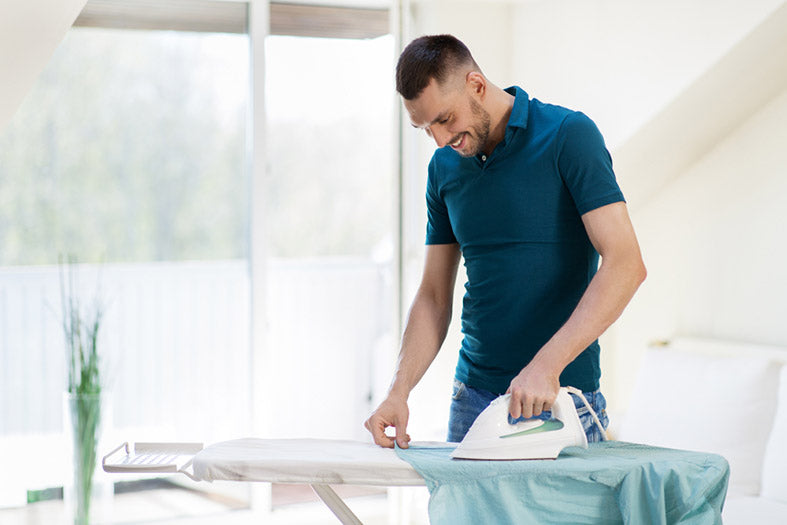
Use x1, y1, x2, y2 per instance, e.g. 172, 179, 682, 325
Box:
396, 440, 729, 525
192, 438, 426, 486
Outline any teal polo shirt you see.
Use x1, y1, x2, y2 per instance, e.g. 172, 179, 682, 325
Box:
425, 86, 625, 394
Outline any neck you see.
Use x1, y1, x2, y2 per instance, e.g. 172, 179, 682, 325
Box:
482, 84, 515, 155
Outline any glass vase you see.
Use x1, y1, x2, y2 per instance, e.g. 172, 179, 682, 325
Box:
63, 392, 113, 525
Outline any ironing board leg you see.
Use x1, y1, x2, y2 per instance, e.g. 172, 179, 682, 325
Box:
310, 484, 363, 525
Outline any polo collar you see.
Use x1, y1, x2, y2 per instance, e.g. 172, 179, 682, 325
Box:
504, 86, 529, 130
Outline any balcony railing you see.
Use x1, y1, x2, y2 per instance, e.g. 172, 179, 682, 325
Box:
0, 257, 392, 503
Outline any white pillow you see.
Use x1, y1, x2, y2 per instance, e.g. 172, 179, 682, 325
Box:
722, 495, 787, 525
618, 345, 780, 497
761, 366, 787, 502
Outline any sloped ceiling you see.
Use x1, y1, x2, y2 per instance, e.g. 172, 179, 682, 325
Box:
0, 0, 88, 134
614, 3, 787, 211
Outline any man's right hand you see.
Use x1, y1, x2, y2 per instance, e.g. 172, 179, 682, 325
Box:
364, 395, 411, 449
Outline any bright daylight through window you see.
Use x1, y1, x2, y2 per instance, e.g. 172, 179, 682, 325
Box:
0, 25, 252, 512
0, 29, 249, 265
0, 4, 398, 521
262, 34, 397, 440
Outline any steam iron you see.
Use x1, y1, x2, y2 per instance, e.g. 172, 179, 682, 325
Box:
451, 387, 588, 460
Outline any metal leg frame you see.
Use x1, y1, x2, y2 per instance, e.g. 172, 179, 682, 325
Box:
310, 484, 364, 525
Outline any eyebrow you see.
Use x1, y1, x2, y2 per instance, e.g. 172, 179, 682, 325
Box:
411, 112, 449, 129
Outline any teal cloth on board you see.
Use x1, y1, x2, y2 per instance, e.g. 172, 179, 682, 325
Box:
395, 441, 728, 525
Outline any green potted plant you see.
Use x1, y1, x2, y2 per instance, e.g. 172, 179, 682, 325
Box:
60, 257, 110, 525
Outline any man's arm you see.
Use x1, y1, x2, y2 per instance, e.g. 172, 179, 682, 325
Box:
364, 243, 461, 448
507, 201, 646, 419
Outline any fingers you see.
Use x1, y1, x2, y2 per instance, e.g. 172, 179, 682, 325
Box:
395, 425, 411, 449
364, 402, 410, 448
521, 396, 534, 419
508, 394, 522, 419
364, 416, 395, 448
508, 391, 556, 420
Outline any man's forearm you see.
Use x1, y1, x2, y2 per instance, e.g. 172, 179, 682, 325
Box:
366, 243, 460, 447
388, 288, 453, 399
365, 281, 454, 448
507, 202, 645, 419
532, 252, 646, 376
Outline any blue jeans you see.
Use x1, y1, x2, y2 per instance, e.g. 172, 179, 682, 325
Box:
447, 379, 609, 443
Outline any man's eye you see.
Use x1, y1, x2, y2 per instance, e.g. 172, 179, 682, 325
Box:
440, 116, 450, 124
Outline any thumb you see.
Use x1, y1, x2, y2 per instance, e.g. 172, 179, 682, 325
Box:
395, 417, 410, 449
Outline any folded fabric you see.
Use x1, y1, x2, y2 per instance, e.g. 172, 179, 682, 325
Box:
395, 440, 728, 525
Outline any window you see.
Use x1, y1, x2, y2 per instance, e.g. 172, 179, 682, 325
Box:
0, 0, 399, 519
0, 20, 251, 508
262, 34, 397, 439
0, 29, 249, 264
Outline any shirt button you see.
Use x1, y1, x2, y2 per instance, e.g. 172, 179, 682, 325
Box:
481, 155, 487, 162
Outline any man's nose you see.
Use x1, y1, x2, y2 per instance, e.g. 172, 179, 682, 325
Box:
428, 126, 451, 148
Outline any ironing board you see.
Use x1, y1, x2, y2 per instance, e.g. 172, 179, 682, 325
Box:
103, 438, 427, 525
104, 438, 729, 525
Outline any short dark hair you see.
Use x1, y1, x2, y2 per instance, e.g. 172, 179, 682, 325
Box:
396, 34, 478, 100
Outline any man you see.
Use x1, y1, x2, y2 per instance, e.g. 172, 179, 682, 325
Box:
365, 35, 646, 449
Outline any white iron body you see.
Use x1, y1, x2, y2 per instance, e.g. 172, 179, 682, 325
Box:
451, 387, 588, 460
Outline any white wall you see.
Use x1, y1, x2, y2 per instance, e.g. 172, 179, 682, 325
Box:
510, 0, 785, 150
613, 88, 787, 408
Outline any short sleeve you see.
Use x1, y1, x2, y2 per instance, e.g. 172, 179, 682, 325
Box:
425, 157, 457, 245
556, 112, 625, 215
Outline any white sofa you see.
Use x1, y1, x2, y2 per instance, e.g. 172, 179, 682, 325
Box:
617, 337, 787, 524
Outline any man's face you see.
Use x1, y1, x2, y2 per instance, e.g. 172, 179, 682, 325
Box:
404, 77, 491, 157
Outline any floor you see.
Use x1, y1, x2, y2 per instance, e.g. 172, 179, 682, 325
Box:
0, 480, 430, 525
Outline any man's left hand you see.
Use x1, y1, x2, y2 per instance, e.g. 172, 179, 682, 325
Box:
506, 363, 560, 419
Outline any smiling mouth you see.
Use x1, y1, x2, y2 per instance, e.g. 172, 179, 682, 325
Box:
450, 133, 465, 148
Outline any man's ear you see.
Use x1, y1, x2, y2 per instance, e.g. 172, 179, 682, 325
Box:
465, 71, 486, 99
